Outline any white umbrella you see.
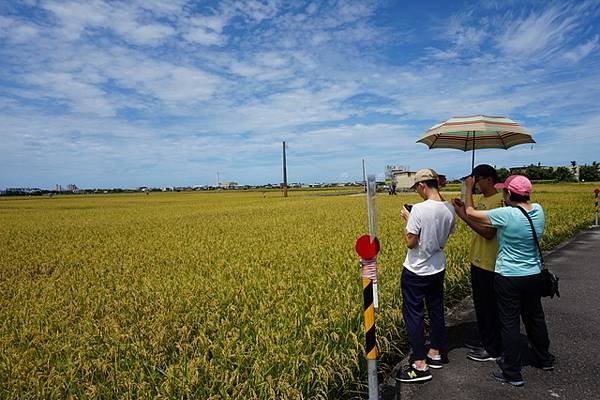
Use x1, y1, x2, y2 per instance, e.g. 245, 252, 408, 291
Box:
417, 115, 535, 169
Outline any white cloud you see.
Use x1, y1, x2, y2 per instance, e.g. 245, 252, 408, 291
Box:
112, 21, 175, 45
229, 61, 263, 77
310, 32, 328, 45
150, 66, 222, 102
444, 14, 487, 51
182, 14, 231, 46
213, 82, 361, 133
43, 0, 175, 45
235, 0, 280, 22
42, 0, 110, 40
426, 47, 459, 60
26, 71, 115, 116
495, 5, 580, 59
0, 17, 40, 43
228, 51, 298, 81
135, 0, 187, 15
305, 2, 319, 15
103, 54, 223, 103
183, 27, 225, 46
563, 35, 599, 63
256, 51, 288, 68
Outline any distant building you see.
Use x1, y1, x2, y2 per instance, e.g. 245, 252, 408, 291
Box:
393, 170, 418, 190
572, 165, 580, 181
385, 165, 410, 181
218, 181, 238, 189
67, 184, 78, 193
385, 165, 447, 191
384, 165, 416, 190
385, 165, 418, 190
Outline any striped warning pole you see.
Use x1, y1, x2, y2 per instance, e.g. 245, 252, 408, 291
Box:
593, 188, 599, 227
355, 235, 379, 400
363, 265, 378, 400
365, 174, 379, 311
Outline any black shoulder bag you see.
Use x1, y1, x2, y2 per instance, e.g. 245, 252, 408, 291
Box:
515, 206, 560, 298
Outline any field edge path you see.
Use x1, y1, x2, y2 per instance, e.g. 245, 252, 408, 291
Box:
386, 228, 600, 400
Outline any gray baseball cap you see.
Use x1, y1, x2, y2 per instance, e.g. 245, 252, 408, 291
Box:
411, 168, 439, 188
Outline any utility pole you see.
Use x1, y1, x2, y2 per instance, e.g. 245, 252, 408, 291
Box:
362, 158, 367, 192
282, 141, 288, 197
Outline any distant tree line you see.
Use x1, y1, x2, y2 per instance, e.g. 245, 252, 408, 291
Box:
0, 188, 137, 196
510, 165, 576, 182
501, 162, 600, 182
580, 162, 600, 182
3, 163, 599, 197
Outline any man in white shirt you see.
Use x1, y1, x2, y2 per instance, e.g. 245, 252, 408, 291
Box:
397, 168, 456, 384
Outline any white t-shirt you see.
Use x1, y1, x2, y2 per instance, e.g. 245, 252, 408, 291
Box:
403, 200, 456, 276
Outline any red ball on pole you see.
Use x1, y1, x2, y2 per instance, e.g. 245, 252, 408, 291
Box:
355, 235, 380, 259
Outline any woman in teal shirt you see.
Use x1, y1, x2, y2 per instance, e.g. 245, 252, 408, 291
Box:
464, 175, 554, 387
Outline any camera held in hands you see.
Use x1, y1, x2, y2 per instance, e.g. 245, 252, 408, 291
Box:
404, 204, 413, 212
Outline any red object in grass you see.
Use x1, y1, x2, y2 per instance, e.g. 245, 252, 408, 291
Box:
595, 188, 600, 195
355, 235, 380, 259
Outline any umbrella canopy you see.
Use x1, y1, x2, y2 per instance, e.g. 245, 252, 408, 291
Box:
417, 115, 535, 169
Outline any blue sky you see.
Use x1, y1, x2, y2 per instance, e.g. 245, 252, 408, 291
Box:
1, 0, 599, 188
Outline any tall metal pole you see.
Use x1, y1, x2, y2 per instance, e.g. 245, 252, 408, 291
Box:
594, 189, 599, 227
366, 174, 379, 312
282, 141, 288, 197
365, 174, 379, 399
362, 158, 367, 192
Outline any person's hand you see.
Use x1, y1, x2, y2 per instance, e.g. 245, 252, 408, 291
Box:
452, 197, 465, 208
401, 206, 410, 221
452, 197, 467, 218
464, 176, 475, 191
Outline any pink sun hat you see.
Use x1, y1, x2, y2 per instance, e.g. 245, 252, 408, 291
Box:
494, 175, 532, 196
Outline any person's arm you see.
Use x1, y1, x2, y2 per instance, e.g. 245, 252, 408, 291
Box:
401, 205, 420, 249
463, 177, 493, 226
452, 198, 496, 240
406, 232, 419, 249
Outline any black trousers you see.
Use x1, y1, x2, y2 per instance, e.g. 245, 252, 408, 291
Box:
471, 265, 502, 356
401, 268, 447, 360
495, 273, 552, 380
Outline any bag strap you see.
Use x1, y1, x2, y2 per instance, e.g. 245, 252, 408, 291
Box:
514, 205, 544, 270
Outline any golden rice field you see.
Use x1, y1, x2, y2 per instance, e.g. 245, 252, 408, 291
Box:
0, 183, 597, 399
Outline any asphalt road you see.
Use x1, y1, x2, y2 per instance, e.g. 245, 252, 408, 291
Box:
387, 228, 600, 400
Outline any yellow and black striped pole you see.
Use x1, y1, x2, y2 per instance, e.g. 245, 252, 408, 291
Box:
361, 257, 378, 400
363, 276, 377, 360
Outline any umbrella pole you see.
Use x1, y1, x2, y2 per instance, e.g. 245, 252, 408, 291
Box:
471, 132, 475, 171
